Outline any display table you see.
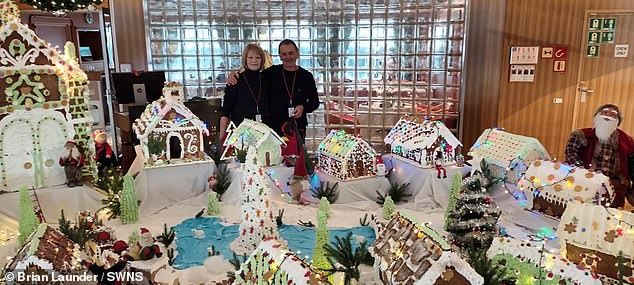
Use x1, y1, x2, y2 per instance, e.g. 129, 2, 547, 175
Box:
0, 184, 104, 223
136, 161, 215, 216
383, 155, 471, 207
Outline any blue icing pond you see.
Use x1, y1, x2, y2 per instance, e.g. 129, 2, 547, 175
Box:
172, 217, 376, 270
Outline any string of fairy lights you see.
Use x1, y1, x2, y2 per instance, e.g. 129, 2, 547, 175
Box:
469, 127, 634, 247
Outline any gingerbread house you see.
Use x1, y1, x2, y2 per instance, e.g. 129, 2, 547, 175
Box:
0, 1, 95, 190
4, 223, 81, 282
487, 236, 601, 285
220, 119, 285, 166
557, 202, 634, 283
317, 130, 377, 181
384, 114, 461, 168
133, 82, 209, 167
469, 129, 550, 184
369, 212, 483, 285
519, 160, 613, 219
233, 237, 329, 285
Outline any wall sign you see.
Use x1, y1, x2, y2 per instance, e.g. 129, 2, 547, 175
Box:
588, 32, 600, 44
553, 60, 566, 72
602, 18, 616, 30
586, 45, 600, 57
589, 18, 602, 30
510, 46, 539, 64
601, 32, 615, 44
615, 44, 628, 58
509, 65, 535, 82
541, 47, 553, 59
554, 46, 568, 59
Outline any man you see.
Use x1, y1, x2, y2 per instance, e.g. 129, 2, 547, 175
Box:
228, 39, 320, 139
565, 104, 634, 208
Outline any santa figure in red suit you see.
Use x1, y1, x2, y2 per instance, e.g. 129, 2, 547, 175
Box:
59, 141, 85, 187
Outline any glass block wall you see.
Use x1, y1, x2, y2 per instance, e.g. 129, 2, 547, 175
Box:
144, 0, 467, 152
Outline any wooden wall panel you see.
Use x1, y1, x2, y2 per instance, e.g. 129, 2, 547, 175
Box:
497, 0, 634, 160
110, 0, 147, 71
461, 0, 507, 154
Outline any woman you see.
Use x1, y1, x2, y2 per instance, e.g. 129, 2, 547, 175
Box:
220, 43, 271, 135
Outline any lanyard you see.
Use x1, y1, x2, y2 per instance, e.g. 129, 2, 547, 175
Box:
282, 68, 297, 106
244, 72, 261, 114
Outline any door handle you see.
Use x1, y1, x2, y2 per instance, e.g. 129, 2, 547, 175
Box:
579, 81, 594, 102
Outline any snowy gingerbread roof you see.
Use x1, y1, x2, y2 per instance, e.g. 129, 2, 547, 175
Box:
487, 236, 601, 285
557, 202, 634, 260
0, 0, 87, 113
133, 83, 209, 139
220, 119, 285, 159
318, 130, 376, 160
519, 160, 613, 208
469, 129, 550, 172
6, 223, 81, 274
370, 212, 483, 285
233, 237, 329, 285
384, 114, 461, 150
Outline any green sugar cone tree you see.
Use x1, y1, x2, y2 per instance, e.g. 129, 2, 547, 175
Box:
312, 202, 333, 281
318, 197, 331, 219
120, 173, 139, 224
207, 191, 221, 216
18, 185, 39, 244
383, 196, 395, 220
444, 172, 463, 231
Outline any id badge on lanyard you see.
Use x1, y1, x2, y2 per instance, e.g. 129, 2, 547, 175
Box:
288, 104, 294, 118
255, 114, 262, 122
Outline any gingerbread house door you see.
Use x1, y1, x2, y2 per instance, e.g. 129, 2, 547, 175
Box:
1, 119, 35, 190
37, 115, 70, 188
167, 134, 183, 159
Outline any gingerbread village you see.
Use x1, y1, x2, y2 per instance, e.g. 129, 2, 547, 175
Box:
0, 1, 633, 285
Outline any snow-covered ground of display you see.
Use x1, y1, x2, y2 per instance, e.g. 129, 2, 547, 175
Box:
0, 174, 561, 283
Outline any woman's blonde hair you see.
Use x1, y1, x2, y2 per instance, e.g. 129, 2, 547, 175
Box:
242, 43, 272, 71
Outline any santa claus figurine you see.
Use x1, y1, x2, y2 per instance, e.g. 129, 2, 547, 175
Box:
59, 141, 85, 187
288, 148, 310, 204
138, 228, 162, 260
435, 150, 447, 179
93, 130, 116, 171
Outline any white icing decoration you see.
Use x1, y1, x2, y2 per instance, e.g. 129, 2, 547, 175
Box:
317, 130, 378, 181
519, 160, 613, 215
468, 129, 550, 184
220, 119, 285, 166
488, 236, 601, 284
384, 114, 462, 168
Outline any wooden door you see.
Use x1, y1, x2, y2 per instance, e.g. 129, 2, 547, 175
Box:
573, 11, 634, 133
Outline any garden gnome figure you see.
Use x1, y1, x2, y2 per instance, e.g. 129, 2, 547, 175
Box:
288, 148, 310, 204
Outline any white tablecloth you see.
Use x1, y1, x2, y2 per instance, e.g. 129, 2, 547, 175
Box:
383, 155, 471, 207
136, 161, 215, 216
0, 185, 104, 223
